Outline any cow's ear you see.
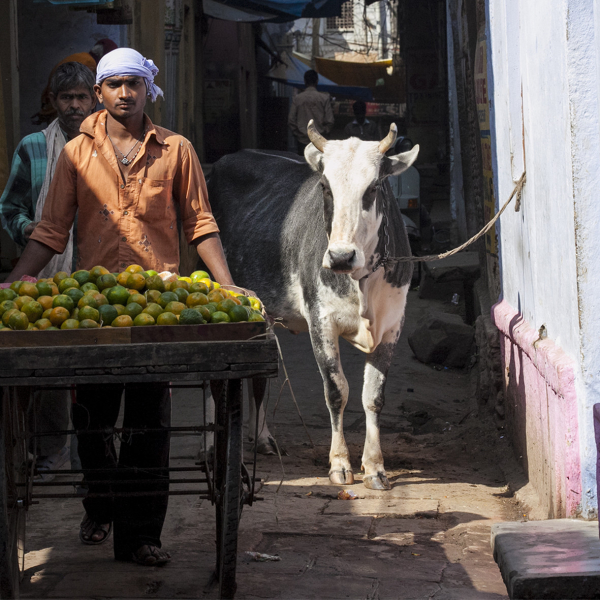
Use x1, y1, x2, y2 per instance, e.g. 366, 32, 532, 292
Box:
305, 143, 325, 172
382, 145, 420, 178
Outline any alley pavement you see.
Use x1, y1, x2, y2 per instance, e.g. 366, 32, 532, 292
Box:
21, 291, 521, 599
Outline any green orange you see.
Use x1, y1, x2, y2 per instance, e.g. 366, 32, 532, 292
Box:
89, 266, 110, 283
2, 308, 19, 326
125, 264, 144, 274
81, 282, 99, 294
111, 315, 133, 327
35, 281, 53, 297
164, 301, 185, 315
186, 292, 208, 307
145, 275, 165, 292
190, 270, 210, 282
64, 287, 84, 305
158, 292, 178, 308
9, 281, 23, 293
98, 304, 118, 325
179, 308, 204, 325
61, 319, 80, 330
123, 302, 143, 319
193, 306, 211, 321
19, 282, 39, 299
238, 296, 251, 307
156, 312, 178, 326
52, 271, 70, 286
79, 319, 100, 329
49, 307, 70, 327
15, 296, 34, 310
42, 308, 52, 320
128, 293, 147, 308
142, 303, 163, 320
37, 296, 53, 311
0, 300, 17, 317
96, 274, 117, 291
112, 304, 126, 316
146, 289, 162, 304
248, 312, 265, 322
228, 305, 249, 323
210, 311, 230, 324
171, 279, 189, 292
133, 313, 155, 326
8, 311, 29, 330
217, 299, 236, 314
34, 318, 53, 330
173, 287, 189, 303
78, 295, 98, 309
106, 285, 130, 306
79, 306, 100, 322
208, 290, 225, 304
0, 289, 17, 303
22, 301, 43, 323
189, 282, 209, 295
71, 270, 91, 286
52, 294, 75, 313
126, 273, 146, 291
58, 278, 79, 293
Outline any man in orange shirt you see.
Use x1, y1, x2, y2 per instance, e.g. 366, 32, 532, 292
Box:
6, 48, 233, 566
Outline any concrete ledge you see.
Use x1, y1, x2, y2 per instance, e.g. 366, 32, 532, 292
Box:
491, 520, 600, 599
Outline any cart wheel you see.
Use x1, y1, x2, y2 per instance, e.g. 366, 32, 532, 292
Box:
214, 379, 243, 599
0, 388, 28, 598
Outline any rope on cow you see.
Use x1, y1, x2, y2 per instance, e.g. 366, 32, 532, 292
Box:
380, 171, 526, 267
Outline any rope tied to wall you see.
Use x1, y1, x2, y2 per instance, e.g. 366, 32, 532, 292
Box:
381, 171, 526, 266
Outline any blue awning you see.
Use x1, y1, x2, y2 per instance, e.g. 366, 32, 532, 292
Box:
205, 0, 346, 21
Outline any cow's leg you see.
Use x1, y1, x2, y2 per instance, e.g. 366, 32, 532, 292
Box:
360, 333, 399, 490
310, 323, 353, 485
247, 378, 278, 455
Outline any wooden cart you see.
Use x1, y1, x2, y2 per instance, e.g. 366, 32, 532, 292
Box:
0, 322, 278, 599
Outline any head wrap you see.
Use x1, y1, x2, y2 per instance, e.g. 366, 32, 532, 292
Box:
96, 48, 164, 102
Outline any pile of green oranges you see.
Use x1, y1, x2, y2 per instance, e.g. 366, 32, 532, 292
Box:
0, 265, 265, 331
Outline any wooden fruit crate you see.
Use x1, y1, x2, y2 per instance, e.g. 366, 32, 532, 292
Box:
0, 322, 278, 386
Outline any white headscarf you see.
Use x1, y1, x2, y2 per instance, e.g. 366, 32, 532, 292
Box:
96, 48, 164, 102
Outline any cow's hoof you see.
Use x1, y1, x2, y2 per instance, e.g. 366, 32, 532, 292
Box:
256, 436, 278, 456
329, 468, 354, 485
363, 473, 391, 490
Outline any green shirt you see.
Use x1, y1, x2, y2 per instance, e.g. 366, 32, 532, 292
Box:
0, 132, 49, 248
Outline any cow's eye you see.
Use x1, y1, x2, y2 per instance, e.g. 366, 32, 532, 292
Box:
362, 184, 378, 210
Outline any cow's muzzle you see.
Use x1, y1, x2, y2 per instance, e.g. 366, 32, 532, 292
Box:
324, 246, 361, 273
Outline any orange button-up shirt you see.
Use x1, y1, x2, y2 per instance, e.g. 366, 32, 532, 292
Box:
31, 110, 219, 274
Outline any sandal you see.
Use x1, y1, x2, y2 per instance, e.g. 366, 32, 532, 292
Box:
132, 544, 171, 566
79, 513, 112, 545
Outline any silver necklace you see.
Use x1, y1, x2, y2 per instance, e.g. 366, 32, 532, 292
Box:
107, 128, 146, 166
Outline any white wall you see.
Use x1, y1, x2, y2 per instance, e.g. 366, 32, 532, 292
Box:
487, 0, 600, 517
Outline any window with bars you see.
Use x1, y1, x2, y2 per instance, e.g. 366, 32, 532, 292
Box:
326, 0, 354, 31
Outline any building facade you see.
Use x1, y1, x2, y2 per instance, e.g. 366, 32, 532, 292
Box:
482, 0, 600, 519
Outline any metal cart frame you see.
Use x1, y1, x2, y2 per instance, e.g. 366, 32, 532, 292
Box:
0, 323, 278, 599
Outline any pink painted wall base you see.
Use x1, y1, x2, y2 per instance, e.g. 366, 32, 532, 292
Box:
492, 300, 582, 518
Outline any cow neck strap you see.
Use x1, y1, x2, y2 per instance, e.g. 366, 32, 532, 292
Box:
368, 171, 526, 275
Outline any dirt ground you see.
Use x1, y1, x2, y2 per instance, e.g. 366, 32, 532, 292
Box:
20, 291, 523, 599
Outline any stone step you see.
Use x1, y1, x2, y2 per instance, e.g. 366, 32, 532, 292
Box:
491, 520, 600, 599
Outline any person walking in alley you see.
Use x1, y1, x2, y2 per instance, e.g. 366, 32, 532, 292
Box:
344, 100, 379, 141
288, 69, 334, 155
0, 61, 97, 482
4, 47, 236, 566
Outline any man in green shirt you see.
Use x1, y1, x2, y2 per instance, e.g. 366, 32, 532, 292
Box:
0, 61, 96, 480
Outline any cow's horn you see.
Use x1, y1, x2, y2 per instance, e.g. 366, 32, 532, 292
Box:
307, 119, 327, 152
378, 123, 398, 154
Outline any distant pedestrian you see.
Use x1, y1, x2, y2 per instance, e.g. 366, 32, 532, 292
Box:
344, 100, 379, 141
288, 70, 334, 156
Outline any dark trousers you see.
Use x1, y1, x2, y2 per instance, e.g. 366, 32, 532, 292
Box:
73, 383, 171, 560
